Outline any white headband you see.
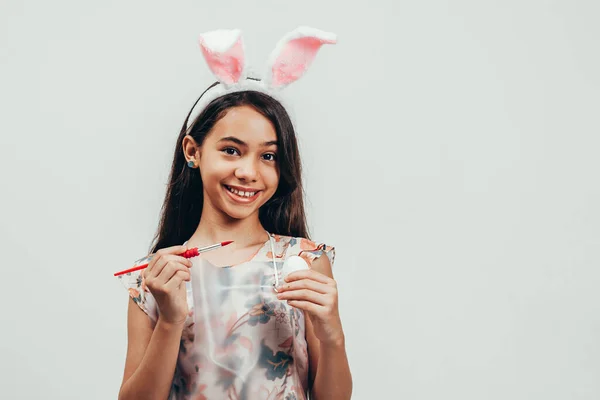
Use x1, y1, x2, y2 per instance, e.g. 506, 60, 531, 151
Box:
185, 26, 337, 130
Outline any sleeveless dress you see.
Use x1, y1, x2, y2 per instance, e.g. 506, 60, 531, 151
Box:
118, 234, 335, 400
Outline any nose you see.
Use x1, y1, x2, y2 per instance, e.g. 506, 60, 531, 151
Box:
234, 157, 259, 182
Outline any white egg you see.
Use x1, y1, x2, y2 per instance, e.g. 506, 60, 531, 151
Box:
282, 255, 309, 277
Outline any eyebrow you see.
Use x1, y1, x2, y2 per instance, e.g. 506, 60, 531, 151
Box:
218, 136, 278, 147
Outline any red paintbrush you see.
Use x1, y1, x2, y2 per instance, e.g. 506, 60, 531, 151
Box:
113, 240, 233, 277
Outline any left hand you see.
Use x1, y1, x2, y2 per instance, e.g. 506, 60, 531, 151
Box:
276, 269, 344, 346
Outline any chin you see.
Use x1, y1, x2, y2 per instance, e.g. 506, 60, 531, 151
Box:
217, 197, 265, 221
222, 207, 258, 221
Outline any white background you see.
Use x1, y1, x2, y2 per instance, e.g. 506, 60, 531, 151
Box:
1, 0, 599, 399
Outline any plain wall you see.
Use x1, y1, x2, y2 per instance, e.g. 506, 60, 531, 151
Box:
1, 0, 599, 398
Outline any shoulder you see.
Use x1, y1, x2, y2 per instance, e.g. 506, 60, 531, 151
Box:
271, 234, 336, 269
116, 254, 159, 322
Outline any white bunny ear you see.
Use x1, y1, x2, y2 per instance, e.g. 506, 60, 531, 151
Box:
198, 29, 246, 85
263, 26, 337, 89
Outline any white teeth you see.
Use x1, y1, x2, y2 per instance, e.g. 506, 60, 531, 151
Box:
226, 186, 256, 198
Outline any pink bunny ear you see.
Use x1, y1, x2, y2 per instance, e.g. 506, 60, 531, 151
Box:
264, 26, 337, 89
198, 29, 246, 85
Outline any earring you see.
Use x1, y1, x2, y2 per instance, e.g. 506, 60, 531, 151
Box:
187, 160, 195, 168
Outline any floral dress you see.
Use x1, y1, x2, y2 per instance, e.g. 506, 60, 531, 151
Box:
118, 234, 335, 400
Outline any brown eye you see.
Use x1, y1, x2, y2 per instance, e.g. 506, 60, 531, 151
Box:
222, 147, 240, 156
263, 153, 277, 162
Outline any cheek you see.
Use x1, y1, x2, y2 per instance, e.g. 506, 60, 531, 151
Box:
265, 167, 280, 191
199, 158, 229, 186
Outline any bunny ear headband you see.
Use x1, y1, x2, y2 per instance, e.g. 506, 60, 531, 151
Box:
185, 26, 337, 130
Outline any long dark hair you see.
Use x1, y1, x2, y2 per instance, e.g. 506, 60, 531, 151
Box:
148, 82, 309, 253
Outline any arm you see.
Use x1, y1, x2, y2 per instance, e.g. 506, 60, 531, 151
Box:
306, 312, 352, 399
277, 255, 353, 399
118, 297, 183, 400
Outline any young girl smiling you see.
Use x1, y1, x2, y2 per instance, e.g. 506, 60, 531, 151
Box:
117, 27, 352, 400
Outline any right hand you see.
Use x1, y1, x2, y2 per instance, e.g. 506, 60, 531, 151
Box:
142, 245, 193, 326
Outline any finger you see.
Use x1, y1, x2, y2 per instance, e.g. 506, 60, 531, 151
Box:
145, 256, 175, 281
146, 245, 189, 273
148, 255, 192, 279
286, 300, 321, 314
277, 278, 330, 294
152, 253, 193, 269
285, 269, 332, 285
164, 270, 191, 292
277, 289, 328, 306
155, 245, 189, 256
156, 261, 191, 285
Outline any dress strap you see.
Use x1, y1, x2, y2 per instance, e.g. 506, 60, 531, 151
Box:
266, 231, 281, 291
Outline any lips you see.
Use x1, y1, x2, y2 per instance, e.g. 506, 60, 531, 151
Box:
225, 185, 259, 197
223, 184, 261, 203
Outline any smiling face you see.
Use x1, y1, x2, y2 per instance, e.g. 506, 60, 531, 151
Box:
190, 105, 280, 221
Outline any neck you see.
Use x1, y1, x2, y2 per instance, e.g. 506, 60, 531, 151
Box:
189, 207, 268, 249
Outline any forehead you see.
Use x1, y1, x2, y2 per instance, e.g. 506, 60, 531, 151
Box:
209, 105, 277, 143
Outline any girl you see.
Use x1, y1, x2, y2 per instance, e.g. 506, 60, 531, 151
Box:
117, 27, 351, 400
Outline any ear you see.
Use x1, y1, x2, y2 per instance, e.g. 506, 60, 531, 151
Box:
198, 29, 246, 85
263, 26, 337, 89
182, 135, 199, 161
